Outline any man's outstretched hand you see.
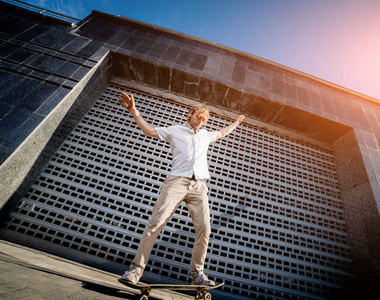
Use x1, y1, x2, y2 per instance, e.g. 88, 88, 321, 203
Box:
117, 92, 158, 137
236, 115, 245, 124
118, 93, 135, 111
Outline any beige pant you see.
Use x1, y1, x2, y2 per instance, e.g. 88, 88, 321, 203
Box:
132, 176, 211, 273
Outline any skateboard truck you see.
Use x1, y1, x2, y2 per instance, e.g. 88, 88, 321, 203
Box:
195, 287, 213, 300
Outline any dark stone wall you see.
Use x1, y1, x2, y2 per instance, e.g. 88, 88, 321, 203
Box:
110, 51, 350, 144
333, 130, 380, 292
0, 51, 112, 221
0, 2, 97, 164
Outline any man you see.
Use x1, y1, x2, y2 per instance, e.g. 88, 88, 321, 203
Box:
118, 93, 245, 286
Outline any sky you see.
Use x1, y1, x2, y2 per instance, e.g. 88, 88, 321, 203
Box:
20, 0, 380, 100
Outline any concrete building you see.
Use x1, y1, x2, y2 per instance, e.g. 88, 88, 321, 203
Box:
0, 1, 379, 299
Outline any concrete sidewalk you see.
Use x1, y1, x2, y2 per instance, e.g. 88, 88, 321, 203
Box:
0, 239, 193, 300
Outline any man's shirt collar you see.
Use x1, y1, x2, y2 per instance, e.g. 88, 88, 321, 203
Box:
184, 122, 200, 133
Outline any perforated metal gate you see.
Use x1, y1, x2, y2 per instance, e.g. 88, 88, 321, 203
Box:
1, 81, 353, 299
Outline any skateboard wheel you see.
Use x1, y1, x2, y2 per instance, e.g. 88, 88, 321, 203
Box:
204, 292, 212, 300
139, 295, 148, 300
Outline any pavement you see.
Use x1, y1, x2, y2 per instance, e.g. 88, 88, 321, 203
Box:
0, 239, 193, 300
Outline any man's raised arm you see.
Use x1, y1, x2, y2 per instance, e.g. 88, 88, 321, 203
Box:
216, 115, 245, 140
118, 93, 158, 138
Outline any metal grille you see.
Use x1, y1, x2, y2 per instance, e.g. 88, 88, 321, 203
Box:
1, 82, 353, 299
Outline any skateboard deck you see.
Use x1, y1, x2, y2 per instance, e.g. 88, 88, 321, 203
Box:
118, 278, 224, 300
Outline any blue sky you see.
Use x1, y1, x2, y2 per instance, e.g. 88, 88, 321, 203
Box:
21, 0, 380, 100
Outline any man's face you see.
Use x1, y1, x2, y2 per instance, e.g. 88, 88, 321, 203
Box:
188, 111, 207, 131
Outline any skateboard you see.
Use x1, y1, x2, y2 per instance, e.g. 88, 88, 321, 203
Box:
118, 278, 224, 300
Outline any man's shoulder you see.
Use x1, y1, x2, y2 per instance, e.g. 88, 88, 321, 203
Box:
155, 123, 185, 137
156, 123, 181, 130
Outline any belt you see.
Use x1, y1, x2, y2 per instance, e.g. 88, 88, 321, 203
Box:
188, 174, 207, 182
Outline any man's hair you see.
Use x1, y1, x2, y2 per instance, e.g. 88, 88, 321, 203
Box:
187, 104, 210, 123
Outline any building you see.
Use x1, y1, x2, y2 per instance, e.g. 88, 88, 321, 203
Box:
0, 1, 379, 299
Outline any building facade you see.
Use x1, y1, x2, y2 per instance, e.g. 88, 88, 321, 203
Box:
0, 1, 379, 299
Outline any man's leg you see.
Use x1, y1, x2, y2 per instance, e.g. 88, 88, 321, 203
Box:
120, 176, 188, 283
185, 180, 215, 285
133, 176, 190, 268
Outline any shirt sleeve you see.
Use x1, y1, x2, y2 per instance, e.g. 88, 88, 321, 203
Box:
206, 130, 218, 143
155, 126, 173, 142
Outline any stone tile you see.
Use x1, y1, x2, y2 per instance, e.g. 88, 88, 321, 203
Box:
284, 81, 297, 101
38, 56, 67, 73
29, 69, 50, 81
4, 113, 44, 149
0, 15, 34, 36
331, 95, 348, 120
147, 42, 168, 59
0, 73, 25, 97
272, 77, 285, 99
231, 60, 247, 84
0, 107, 32, 142
202, 53, 222, 74
134, 38, 155, 54
71, 66, 90, 81
77, 40, 104, 58
90, 46, 111, 61
362, 106, 380, 130
120, 34, 144, 51
362, 130, 378, 149
308, 90, 323, 111
296, 86, 310, 107
32, 28, 65, 47
75, 21, 100, 38
0, 42, 20, 58
24, 53, 49, 69
258, 73, 272, 93
160, 45, 182, 63
36, 87, 70, 116
0, 145, 12, 164
56, 62, 80, 78
105, 31, 129, 48
217, 54, 234, 80
18, 82, 57, 112
6, 47, 34, 63
189, 53, 208, 71
96, 27, 118, 43
61, 36, 91, 55
0, 68, 8, 79
18, 24, 50, 42
320, 93, 334, 114
0, 101, 12, 119
352, 103, 371, 128
51, 33, 77, 51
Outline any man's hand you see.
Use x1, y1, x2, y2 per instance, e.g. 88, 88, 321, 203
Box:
118, 93, 135, 111
117, 92, 158, 137
236, 115, 245, 124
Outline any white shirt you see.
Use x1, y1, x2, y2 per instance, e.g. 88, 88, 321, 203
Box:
156, 122, 218, 180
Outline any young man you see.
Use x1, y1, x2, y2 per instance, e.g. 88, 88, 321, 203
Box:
118, 93, 245, 286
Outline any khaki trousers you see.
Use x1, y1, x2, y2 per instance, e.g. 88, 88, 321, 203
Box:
131, 176, 211, 273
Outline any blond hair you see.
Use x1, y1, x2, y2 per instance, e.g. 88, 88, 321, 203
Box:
187, 104, 210, 124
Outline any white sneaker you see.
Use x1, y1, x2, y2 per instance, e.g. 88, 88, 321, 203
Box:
119, 266, 143, 284
191, 271, 215, 286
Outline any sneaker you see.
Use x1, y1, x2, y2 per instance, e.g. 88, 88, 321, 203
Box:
119, 266, 143, 284
191, 271, 215, 286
